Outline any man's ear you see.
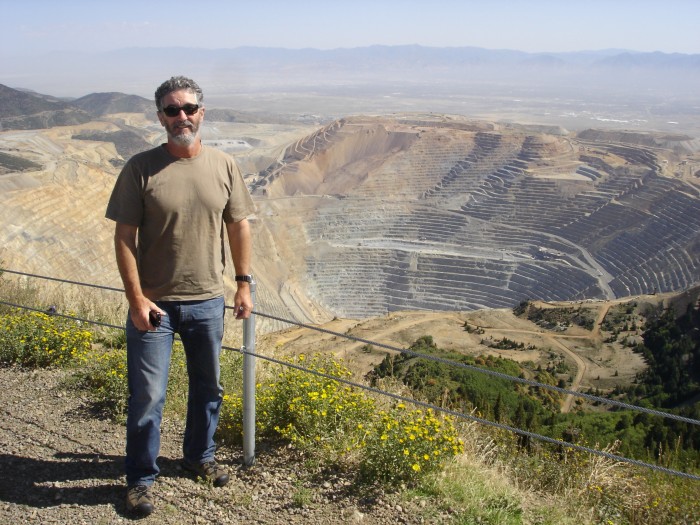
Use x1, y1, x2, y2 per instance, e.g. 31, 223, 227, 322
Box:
157, 111, 166, 127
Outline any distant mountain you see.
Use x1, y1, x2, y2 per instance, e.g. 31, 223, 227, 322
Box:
2, 45, 700, 133
0, 84, 81, 118
72, 92, 152, 117
93, 45, 698, 82
0, 85, 159, 130
12, 87, 72, 105
0, 83, 91, 130
595, 51, 700, 69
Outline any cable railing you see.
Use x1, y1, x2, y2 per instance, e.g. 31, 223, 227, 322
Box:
0, 267, 698, 481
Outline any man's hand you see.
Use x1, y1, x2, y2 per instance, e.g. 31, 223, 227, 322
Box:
234, 286, 253, 320
129, 296, 166, 331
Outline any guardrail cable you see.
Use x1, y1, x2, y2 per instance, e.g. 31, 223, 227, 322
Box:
250, 309, 700, 426
3, 268, 698, 425
0, 268, 123, 293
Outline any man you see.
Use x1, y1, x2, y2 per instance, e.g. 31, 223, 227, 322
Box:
105, 76, 255, 517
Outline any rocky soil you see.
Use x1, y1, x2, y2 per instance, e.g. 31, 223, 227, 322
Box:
0, 367, 430, 524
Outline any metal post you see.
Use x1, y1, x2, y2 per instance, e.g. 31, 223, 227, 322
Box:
242, 280, 257, 466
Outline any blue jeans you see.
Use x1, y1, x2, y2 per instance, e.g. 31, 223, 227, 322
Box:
124, 296, 225, 487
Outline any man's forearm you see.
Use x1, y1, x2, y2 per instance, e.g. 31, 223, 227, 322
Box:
114, 223, 144, 307
114, 223, 163, 330
226, 218, 253, 318
226, 218, 252, 276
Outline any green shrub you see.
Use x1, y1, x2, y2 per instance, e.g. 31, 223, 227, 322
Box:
75, 346, 129, 420
220, 354, 376, 460
219, 353, 464, 487
359, 403, 464, 486
0, 309, 92, 367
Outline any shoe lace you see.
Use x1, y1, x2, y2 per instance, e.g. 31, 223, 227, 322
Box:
131, 485, 149, 497
201, 460, 221, 476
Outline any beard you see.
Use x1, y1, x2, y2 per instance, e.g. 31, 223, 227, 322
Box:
165, 119, 200, 146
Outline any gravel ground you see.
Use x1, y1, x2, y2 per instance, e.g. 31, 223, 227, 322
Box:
0, 367, 434, 524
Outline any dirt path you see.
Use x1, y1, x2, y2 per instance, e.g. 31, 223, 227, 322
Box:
264, 309, 599, 415
593, 303, 612, 337
483, 325, 589, 412
549, 336, 587, 413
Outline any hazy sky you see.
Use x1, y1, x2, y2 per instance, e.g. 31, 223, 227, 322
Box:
3, 0, 699, 56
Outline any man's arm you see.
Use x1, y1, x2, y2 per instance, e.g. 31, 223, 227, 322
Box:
114, 222, 162, 330
226, 218, 253, 319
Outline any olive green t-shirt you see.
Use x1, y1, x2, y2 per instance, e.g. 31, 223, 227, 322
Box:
105, 144, 255, 301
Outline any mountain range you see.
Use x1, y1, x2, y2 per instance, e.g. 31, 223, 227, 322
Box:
3, 45, 699, 102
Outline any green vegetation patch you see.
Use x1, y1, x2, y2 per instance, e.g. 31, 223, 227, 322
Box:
514, 300, 597, 330
370, 335, 562, 423
545, 303, 700, 475
601, 301, 641, 332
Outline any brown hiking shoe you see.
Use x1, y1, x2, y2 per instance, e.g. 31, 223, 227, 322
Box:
182, 459, 230, 487
126, 484, 154, 516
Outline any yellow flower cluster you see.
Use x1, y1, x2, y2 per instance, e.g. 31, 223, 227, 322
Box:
359, 404, 464, 485
267, 354, 375, 454
0, 310, 92, 367
218, 353, 465, 486
220, 353, 373, 451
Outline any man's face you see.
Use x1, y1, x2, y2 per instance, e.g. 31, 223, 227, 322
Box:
157, 89, 204, 147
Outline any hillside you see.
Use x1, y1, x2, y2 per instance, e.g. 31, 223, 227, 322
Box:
0, 84, 92, 130
248, 114, 700, 323
255, 287, 700, 409
71, 92, 152, 117
1, 283, 697, 523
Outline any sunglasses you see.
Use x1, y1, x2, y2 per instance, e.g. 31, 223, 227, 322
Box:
161, 103, 200, 117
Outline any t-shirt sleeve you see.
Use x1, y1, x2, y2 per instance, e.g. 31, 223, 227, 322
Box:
223, 159, 256, 223
105, 160, 144, 226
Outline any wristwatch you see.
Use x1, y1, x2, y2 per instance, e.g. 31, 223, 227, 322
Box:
235, 274, 253, 283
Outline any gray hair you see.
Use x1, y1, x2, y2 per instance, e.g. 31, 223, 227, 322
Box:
154, 76, 204, 111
